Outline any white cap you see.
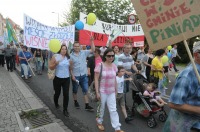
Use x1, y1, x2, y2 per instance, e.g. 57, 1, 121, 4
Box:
193, 41, 200, 53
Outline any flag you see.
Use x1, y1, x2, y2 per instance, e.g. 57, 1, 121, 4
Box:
6, 19, 18, 43
106, 28, 122, 47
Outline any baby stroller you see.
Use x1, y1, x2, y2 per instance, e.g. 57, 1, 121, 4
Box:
129, 73, 168, 128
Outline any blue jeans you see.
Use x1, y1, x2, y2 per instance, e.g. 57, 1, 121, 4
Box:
72, 74, 88, 95
36, 60, 42, 72
21, 66, 31, 76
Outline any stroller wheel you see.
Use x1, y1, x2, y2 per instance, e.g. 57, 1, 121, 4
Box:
147, 117, 157, 128
159, 113, 168, 122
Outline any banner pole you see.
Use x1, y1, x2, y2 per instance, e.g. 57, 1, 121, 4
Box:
183, 40, 200, 84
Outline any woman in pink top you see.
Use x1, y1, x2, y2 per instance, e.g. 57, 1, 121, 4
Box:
94, 48, 124, 132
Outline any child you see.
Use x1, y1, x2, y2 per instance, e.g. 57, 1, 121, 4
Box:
143, 83, 167, 107
116, 66, 133, 123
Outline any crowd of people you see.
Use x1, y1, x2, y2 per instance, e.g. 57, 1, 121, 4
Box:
1, 37, 200, 132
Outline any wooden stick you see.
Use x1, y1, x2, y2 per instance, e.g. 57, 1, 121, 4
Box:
183, 40, 200, 84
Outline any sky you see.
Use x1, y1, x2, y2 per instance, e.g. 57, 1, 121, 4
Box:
0, 0, 72, 28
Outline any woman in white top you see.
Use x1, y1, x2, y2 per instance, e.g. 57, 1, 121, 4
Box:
49, 45, 70, 117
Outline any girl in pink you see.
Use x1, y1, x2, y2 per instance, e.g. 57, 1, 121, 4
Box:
143, 83, 167, 107
94, 48, 124, 132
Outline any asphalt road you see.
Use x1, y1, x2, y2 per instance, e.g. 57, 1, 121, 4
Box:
16, 67, 183, 132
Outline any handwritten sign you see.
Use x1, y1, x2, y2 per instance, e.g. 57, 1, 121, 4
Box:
79, 12, 144, 47
24, 14, 75, 49
131, 0, 200, 50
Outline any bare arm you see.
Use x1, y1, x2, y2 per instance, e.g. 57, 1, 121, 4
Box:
132, 65, 138, 72
107, 40, 112, 48
90, 37, 95, 53
49, 56, 58, 70
169, 103, 200, 115
69, 60, 76, 81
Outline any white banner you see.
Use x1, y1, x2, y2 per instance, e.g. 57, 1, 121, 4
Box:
24, 14, 75, 50
80, 12, 144, 36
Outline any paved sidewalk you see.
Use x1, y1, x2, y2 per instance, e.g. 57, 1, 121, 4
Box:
0, 67, 72, 132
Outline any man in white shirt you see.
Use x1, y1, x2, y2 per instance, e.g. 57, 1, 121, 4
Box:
171, 45, 181, 72
99, 46, 107, 56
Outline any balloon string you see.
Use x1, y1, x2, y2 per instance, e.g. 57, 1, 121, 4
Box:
84, 30, 91, 37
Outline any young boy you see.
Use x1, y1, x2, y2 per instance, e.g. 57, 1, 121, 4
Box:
116, 66, 133, 123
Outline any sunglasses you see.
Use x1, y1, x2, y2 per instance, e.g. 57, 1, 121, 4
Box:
106, 55, 115, 58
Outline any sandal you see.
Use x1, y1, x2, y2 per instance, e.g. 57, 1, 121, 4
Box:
115, 130, 125, 132
97, 123, 104, 131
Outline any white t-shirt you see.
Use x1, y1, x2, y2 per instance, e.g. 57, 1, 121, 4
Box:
116, 76, 124, 93
100, 47, 107, 56
171, 48, 177, 58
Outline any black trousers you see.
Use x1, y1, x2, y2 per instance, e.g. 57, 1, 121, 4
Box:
53, 76, 70, 110
171, 57, 178, 71
0, 55, 4, 67
12, 55, 16, 69
5, 56, 13, 71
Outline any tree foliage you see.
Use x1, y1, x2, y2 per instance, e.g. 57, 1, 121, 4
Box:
62, 0, 134, 25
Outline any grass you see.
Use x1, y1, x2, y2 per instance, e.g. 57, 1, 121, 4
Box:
176, 63, 187, 67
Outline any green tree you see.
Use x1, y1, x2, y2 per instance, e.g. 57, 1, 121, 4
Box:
62, 0, 134, 25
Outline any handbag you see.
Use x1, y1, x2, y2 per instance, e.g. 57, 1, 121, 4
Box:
88, 63, 103, 102
48, 69, 55, 80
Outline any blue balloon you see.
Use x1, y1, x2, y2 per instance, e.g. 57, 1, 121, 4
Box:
75, 20, 84, 30
167, 52, 172, 59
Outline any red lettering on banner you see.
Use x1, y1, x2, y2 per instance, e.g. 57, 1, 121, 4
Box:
145, 2, 191, 28
179, 2, 191, 14
79, 30, 144, 47
163, 0, 175, 6
144, 5, 158, 17
140, 0, 156, 6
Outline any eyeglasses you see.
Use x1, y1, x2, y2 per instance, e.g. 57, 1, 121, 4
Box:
106, 55, 115, 58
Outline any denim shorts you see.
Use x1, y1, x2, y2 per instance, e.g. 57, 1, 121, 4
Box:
72, 74, 88, 95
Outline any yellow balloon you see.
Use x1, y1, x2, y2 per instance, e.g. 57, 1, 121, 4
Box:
162, 55, 169, 64
48, 39, 61, 53
167, 46, 172, 50
87, 13, 97, 25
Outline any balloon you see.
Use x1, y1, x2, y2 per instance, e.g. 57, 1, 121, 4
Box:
167, 52, 172, 58
162, 55, 169, 64
48, 39, 61, 53
167, 46, 172, 50
75, 20, 84, 30
87, 13, 97, 25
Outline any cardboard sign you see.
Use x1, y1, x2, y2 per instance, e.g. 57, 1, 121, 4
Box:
79, 12, 144, 47
131, 0, 200, 50
24, 14, 75, 50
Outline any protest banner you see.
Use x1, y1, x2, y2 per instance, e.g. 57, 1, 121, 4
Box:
131, 0, 200, 82
131, 0, 200, 50
79, 12, 144, 47
24, 14, 75, 50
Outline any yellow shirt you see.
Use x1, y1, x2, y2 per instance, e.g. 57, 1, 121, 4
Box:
151, 56, 163, 79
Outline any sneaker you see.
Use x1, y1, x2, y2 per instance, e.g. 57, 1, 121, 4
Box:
85, 105, 94, 111
164, 87, 168, 89
169, 80, 171, 83
29, 75, 32, 78
21, 75, 25, 78
74, 102, 80, 109
125, 116, 133, 123
63, 110, 69, 117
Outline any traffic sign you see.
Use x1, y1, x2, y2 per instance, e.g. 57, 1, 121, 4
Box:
128, 14, 136, 24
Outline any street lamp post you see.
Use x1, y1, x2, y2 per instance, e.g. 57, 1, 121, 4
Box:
52, 12, 59, 27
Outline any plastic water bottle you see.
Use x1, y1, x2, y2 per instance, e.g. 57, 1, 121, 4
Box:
76, 80, 79, 85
